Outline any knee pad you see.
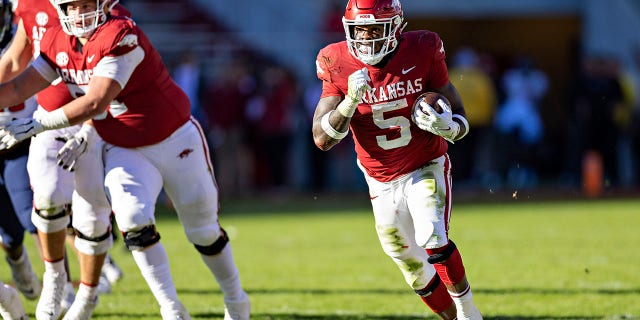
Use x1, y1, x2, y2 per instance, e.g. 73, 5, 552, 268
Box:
184, 223, 223, 247
415, 274, 442, 297
31, 205, 71, 233
123, 225, 161, 251
194, 229, 228, 255
66, 214, 75, 235
427, 241, 466, 285
426, 241, 457, 264
74, 229, 113, 255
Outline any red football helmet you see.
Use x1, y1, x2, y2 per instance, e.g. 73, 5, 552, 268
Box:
342, 0, 405, 65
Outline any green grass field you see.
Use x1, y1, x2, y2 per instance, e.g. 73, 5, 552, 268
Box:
2, 195, 639, 319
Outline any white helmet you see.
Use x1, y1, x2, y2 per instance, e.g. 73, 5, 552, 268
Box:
52, 0, 118, 37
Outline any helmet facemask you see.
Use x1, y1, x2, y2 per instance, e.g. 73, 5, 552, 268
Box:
343, 14, 403, 65
54, 0, 114, 38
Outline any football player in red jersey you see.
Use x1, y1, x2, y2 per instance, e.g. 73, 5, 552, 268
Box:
0, 0, 129, 317
0, 0, 250, 319
312, 0, 482, 319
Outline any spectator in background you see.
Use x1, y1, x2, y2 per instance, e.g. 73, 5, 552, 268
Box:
173, 51, 207, 130
303, 82, 330, 192
629, 49, 640, 189
494, 55, 548, 189
245, 64, 298, 191
448, 47, 498, 188
204, 57, 256, 196
567, 55, 623, 188
615, 54, 639, 188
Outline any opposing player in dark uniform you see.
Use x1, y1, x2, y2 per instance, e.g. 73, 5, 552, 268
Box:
0, 0, 33, 318
312, 0, 482, 319
0, 0, 250, 319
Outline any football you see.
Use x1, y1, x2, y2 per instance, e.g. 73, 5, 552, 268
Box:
413, 92, 450, 114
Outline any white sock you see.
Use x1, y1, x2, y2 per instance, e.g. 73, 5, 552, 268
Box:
450, 286, 480, 316
45, 259, 66, 274
199, 244, 245, 302
131, 243, 181, 309
76, 283, 98, 301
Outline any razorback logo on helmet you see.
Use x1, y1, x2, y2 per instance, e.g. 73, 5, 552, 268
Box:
117, 34, 138, 47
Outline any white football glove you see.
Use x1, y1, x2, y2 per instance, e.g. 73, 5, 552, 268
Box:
0, 118, 44, 150
57, 124, 96, 172
412, 99, 460, 143
337, 67, 371, 117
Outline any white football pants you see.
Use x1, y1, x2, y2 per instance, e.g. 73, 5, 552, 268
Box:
72, 119, 223, 255
28, 106, 80, 232
359, 154, 452, 290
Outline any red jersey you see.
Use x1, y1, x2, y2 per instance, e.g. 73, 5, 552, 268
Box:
316, 30, 450, 182
38, 17, 191, 148
15, 0, 131, 111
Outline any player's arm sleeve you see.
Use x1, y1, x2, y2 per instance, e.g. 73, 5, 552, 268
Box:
93, 46, 145, 89
31, 55, 60, 83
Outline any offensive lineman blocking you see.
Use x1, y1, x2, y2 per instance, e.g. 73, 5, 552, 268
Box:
0, 0, 130, 317
0, 0, 250, 319
312, 0, 482, 319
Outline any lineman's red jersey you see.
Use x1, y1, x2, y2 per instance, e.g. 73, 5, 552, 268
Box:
15, 0, 131, 111
316, 30, 450, 182
37, 16, 190, 147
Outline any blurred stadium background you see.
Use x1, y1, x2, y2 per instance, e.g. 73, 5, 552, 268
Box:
122, 0, 640, 202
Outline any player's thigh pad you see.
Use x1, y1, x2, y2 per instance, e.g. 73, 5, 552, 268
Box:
363, 169, 416, 260
142, 120, 222, 246
406, 156, 450, 249
73, 135, 111, 219
104, 145, 163, 232
27, 126, 79, 210
369, 188, 436, 289
362, 162, 438, 290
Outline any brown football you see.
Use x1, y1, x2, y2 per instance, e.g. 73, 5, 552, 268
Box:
413, 92, 450, 114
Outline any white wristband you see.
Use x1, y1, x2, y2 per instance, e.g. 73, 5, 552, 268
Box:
336, 98, 359, 118
321, 111, 348, 140
452, 114, 469, 140
35, 108, 70, 130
